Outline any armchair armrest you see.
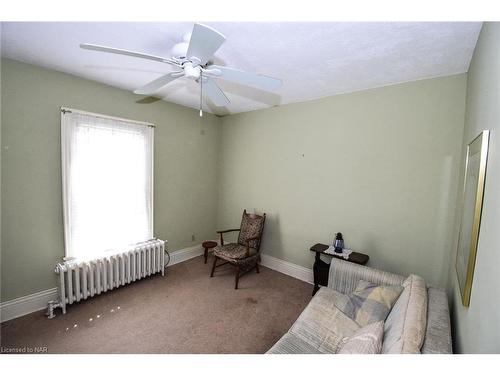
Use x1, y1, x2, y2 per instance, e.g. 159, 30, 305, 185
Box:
217, 228, 240, 246
328, 258, 405, 294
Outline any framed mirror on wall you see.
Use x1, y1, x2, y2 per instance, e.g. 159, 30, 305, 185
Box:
456, 130, 490, 307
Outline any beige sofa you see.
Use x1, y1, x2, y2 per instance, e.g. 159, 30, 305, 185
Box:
267, 258, 452, 354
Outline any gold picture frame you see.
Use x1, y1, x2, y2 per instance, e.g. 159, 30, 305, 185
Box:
456, 130, 490, 307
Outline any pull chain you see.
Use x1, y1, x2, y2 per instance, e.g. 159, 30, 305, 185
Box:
199, 71, 203, 117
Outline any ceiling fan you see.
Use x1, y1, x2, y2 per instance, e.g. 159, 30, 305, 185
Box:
80, 23, 282, 116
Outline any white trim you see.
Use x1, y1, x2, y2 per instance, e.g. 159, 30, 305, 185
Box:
0, 243, 206, 322
1, 288, 59, 323
260, 254, 314, 284
60, 106, 154, 127
167, 244, 204, 266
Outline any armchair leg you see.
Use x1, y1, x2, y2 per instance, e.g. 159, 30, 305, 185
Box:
210, 256, 217, 277
255, 262, 260, 274
235, 266, 240, 289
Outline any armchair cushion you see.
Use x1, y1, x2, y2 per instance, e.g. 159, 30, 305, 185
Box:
213, 243, 258, 261
238, 213, 265, 249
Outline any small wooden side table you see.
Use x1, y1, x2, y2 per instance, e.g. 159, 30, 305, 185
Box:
202, 241, 218, 264
310, 243, 369, 296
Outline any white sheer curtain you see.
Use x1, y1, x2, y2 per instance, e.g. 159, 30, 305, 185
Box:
61, 109, 154, 260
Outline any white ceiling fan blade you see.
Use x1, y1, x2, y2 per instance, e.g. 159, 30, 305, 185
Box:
209, 65, 282, 92
134, 72, 182, 95
80, 44, 180, 68
203, 78, 230, 107
186, 24, 226, 65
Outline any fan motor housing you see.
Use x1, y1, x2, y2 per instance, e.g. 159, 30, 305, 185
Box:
183, 62, 201, 80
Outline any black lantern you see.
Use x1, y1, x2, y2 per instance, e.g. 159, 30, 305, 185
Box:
334, 232, 344, 253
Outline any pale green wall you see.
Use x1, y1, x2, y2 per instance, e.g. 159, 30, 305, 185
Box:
1, 59, 221, 301
448, 23, 500, 353
1, 57, 470, 307
218, 75, 467, 287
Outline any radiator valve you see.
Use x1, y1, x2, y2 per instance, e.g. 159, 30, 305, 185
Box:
46, 300, 61, 319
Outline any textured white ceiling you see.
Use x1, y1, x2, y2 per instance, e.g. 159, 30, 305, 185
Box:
1, 22, 482, 116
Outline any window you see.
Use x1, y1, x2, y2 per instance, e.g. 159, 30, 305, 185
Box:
61, 108, 154, 260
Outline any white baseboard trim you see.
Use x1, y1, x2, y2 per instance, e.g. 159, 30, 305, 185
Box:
260, 254, 314, 285
0, 288, 59, 323
0, 243, 209, 323
167, 244, 204, 266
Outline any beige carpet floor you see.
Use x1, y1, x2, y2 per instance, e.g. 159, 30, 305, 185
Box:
0, 255, 312, 353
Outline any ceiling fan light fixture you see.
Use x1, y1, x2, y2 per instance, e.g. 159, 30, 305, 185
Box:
171, 42, 189, 59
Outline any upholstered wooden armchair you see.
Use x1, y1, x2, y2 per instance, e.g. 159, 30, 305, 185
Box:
210, 209, 266, 289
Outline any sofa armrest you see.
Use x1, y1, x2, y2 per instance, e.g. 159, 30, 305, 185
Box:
421, 287, 452, 354
327, 258, 405, 294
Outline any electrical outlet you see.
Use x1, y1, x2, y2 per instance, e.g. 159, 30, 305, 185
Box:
191, 233, 195, 242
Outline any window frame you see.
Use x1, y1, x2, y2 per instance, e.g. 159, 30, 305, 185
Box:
60, 106, 155, 260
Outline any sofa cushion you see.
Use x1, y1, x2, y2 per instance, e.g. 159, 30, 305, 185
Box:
338, 320, 384, 354
289, 287, 361, 353
334, 280, 403, 327
267, 332, 322, 354
382, 274, 428, 354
